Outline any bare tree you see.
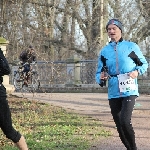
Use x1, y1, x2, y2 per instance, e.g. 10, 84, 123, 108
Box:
0, 0, 149, 63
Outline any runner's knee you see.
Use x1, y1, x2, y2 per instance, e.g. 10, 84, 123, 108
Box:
120, 117, 131, 128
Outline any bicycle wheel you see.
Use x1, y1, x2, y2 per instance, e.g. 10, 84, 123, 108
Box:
30, 71, 40, 91
13, 71, 24, 90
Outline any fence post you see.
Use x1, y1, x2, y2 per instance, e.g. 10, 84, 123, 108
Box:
66, 55, 81, 86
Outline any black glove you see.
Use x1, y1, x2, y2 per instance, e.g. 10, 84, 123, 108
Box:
99, 80, 107, 87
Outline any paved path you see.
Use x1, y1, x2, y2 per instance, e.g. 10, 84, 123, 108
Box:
12, 92, 150, 150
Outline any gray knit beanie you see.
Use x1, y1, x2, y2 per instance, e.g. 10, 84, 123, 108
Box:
106, 19, 123, 32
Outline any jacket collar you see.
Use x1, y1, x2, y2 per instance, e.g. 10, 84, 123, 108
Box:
109, 37, 123, 43
109, 37, 123, 47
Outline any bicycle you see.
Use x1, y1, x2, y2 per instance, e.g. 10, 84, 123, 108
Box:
13, 62, 40, 92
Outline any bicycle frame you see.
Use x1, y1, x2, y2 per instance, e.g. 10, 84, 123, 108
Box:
13, 62, 40, 92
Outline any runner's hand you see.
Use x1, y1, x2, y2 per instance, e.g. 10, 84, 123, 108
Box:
128, 70, 138, 79
100, 72, 108, 80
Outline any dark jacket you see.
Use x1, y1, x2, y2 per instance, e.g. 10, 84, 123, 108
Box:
0, 49, 11, 83
19, 50, 36, 63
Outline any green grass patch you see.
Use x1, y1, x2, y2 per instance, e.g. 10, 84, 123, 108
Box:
0, 94, 112, 150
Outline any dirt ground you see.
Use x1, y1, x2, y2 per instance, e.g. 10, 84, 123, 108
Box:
12, 92, 150, 150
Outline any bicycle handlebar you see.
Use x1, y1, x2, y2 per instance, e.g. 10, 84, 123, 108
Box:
30, 61, 37, 65
19, 61, 37, 66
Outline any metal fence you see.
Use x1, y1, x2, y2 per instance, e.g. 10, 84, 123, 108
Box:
10, 60, 150, 88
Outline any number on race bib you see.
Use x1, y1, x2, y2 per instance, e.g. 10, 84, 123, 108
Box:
117, 74, 137, 92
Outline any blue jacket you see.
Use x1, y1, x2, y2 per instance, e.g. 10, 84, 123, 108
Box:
95, 39, 148, 99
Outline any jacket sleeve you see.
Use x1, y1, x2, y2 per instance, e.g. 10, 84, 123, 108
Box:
95, 52, 103, 84
32, 52, 36, 61
130, 43, 148, 75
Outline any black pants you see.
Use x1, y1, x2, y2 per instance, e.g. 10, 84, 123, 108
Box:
0, 84, 21, 143
109, 96, 137, 150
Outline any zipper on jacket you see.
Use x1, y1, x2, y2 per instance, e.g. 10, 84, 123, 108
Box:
114, 43, 119, 75
114, 43, 122, 96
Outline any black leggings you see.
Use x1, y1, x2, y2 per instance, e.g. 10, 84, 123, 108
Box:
109, 96, 137, 150
0, 84, 21, 143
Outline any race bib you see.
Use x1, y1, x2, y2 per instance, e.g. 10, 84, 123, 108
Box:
117, 74, 137, 92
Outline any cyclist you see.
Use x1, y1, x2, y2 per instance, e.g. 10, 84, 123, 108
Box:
19, 45, 36, 85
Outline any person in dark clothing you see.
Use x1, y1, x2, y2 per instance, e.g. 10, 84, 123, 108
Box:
19, 45, 36, 84
19, 45, 36, 73
0, 48, 28, 150
95, 19, 148, 150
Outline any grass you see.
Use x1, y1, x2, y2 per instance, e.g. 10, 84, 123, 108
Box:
0, 94, 112, 150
